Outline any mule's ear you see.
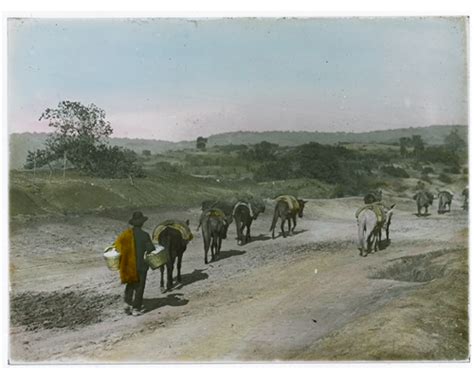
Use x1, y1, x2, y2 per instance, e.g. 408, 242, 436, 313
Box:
390, 204, 396, 209
185, 219, 190, 226
303, 200, 308, 204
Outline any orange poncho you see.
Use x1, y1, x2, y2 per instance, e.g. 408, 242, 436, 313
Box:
115, 228, 139, 284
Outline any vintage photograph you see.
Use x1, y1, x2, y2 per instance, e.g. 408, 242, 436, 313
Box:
7, 17, 469, 363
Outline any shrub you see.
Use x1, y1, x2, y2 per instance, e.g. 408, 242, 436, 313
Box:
91, 145, 144, 178
421, 166, 435, 174
443, 166, 460, 174
419, 146, 460, 166
217, 144, 248, 153
154, 161, 179, 173
252, 142, 385, 197
421, 174, 432, 184
438, 173, 453, 184
392, 180, 410, 193
411, 162, 423, 171
330, 184, 346, 198
381, 165, 410, 178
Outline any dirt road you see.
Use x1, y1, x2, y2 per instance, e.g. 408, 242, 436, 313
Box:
9, 195, 469, 362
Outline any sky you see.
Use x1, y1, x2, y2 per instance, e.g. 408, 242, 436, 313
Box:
7, 17, 468, 141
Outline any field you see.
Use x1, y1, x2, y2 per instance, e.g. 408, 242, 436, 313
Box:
8, 139, 469, 362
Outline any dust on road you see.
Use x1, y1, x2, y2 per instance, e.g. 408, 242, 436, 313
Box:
8, 196, 469, 362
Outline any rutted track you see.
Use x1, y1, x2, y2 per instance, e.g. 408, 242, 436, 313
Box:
9, 196, 468, 362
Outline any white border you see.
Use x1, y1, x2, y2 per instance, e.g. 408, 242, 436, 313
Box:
1, 1, 473, 377
0, 0, 472, 14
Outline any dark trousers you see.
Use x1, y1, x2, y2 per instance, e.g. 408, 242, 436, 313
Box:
124, 269, 148, 309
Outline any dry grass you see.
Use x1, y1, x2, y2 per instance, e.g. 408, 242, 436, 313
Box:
294, 248, 469, 361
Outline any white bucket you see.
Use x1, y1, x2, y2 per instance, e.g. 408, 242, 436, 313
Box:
103, 246, 120, 271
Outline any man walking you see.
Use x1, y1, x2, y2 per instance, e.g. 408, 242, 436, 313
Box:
115, 211, 155, 316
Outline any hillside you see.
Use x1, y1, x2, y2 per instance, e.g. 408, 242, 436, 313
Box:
8, 125, 467, 170
7, 133, 194, 170
205, 125, 467, 147
9, 170, 241, 218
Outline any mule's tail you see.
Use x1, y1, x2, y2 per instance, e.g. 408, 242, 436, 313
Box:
269, 204, 279, 232
161, 228, 175, 261
235, 214, 242, 242
158, 228, 174, 288
357, 217, 366, 252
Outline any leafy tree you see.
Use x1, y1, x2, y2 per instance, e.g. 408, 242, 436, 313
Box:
444, 129, 466, 153
412, 135, 425, 158
25, 101, 143, 178
196, 136, 208, 150
253, 142, 377, 195
142, 149, 152, 157
39, 101, 112, 142
24, 149, 56, 174
419, 146, 460, 166
252, 141, 278, 161
24, 149, 52, 169
91, 145, 144, 178
399, 137, 411, 157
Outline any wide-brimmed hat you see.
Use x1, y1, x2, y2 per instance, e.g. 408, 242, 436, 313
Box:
129, 211, 148, 226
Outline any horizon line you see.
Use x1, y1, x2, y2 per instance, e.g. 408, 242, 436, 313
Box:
8, 123, 468, 144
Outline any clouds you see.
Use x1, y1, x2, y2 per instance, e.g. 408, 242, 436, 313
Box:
8, 17, 468, 140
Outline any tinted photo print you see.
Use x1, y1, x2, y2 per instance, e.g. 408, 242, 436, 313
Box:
7, 17, 469, 363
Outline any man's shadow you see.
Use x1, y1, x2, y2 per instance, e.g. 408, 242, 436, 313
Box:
142, 293, 189, 313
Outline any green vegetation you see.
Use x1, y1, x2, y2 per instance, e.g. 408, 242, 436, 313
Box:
9, 125, 467, 170
196, 136, 208, 150
444, 128, 466, 153
252, 142, 379, 196
9, 170, 239, 217
10, 121, 468, 218
24, 101, 143, 178
421, 166, 435, 174
381, 165, 410, 178
439, 173, 453, 184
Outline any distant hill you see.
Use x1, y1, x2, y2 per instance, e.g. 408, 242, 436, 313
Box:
205, 125, 467, 147
8, 133, 196, 170
9, 133, 51, 170
8, 125, 467, 170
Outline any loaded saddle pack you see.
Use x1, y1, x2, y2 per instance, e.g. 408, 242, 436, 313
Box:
275, 195, 300, 212
232, 201, 255, 219
355, 203, 387, 225
152, 220, 194, 243
146, 220, 194, 270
